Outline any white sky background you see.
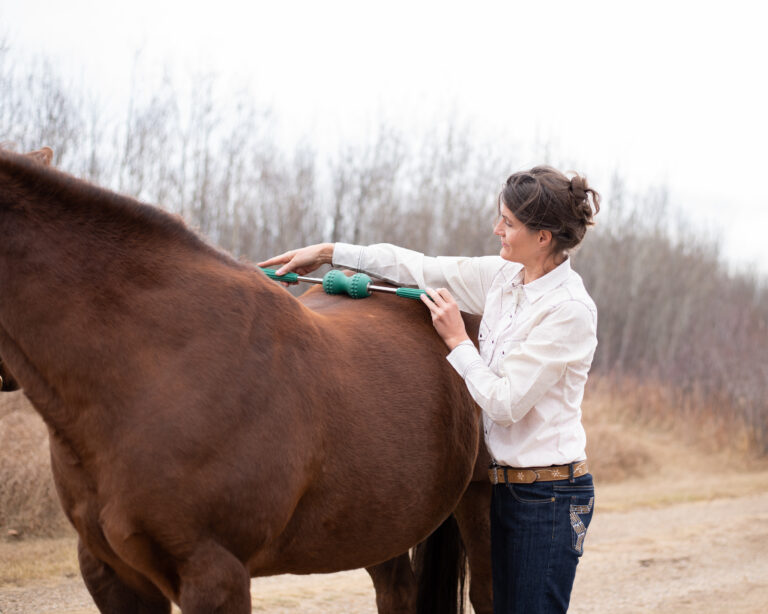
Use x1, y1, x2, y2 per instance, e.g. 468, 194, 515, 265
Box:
1, 0, 766, 275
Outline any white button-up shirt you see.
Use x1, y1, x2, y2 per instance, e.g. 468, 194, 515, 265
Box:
332, 242, 598, 468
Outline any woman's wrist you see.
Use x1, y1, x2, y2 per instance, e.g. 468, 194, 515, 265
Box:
323, 242, 335, 265
445, 334, 471, 351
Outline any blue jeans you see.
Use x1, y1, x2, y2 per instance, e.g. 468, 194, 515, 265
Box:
491, 473, 595, 613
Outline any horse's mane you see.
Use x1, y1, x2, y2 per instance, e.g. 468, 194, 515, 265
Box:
0, 148, 241, 269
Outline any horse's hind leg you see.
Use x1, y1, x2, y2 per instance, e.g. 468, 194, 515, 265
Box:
78, 540, 171, 614
453, 481, 493, 614
177, 541, 251, 613
366, 552, 417, 613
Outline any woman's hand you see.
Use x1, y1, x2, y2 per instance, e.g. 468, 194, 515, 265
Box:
420, 288, 470, 350
257, 243, 335, 277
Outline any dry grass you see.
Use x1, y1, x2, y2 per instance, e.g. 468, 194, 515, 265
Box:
585, 375, 761, 457
0, 535, 79, 586
582, 375, 768, 510
583, 375, 764, 480
0, 392, 70, 538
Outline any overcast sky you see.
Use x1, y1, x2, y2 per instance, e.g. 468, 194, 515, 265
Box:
2, 0, 766, 275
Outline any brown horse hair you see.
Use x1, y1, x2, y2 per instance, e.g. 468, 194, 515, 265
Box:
0, 146, 491, 613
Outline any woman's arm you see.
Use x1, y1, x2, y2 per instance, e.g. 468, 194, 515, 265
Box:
333, 242, 504, 315
446, 300, 597, 426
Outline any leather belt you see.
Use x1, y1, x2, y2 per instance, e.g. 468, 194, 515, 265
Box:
488, 460, 588, 485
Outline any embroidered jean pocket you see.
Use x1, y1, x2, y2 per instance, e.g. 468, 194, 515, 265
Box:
568, 495, 594, 555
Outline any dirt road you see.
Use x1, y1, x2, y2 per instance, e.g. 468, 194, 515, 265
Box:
571, 489, 768, 613
2, 473, 767, 614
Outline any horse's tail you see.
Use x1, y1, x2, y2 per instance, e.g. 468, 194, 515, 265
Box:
411, 514, 467, 614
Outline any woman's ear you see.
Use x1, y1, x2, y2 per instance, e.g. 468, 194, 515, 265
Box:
538, 229, 553, 247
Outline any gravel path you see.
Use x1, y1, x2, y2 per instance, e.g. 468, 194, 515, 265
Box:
2, 488, 767, 613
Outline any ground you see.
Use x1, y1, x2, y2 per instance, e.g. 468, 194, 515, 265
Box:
2, 462, 767, 613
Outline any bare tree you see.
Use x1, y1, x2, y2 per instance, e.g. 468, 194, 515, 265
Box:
2, 41, 767, 452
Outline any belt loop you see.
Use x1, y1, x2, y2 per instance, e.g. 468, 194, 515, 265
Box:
503, 467, 509, 485
569, 462, 575, 484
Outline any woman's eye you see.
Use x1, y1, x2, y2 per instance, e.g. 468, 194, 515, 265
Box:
495, 214, 514, 228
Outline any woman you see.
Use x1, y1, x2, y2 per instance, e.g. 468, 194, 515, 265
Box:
259, 165, 600, 613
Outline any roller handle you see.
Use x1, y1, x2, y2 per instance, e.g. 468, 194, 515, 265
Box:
395, 287, 429, 300
260, 268, 299, 283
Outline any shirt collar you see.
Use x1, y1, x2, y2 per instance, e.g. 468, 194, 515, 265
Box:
508, 258, 572, 303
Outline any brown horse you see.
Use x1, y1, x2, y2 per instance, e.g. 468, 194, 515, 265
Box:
0, 147, 492, 613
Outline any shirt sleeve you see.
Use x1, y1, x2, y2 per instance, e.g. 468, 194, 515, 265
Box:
446, 300, 597, 426
332, 242, 503, 315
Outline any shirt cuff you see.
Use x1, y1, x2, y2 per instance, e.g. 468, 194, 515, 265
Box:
446, 340, 484, 379
332, 243, 365, 271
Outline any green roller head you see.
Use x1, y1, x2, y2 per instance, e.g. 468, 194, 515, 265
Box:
322, 270, 372, 298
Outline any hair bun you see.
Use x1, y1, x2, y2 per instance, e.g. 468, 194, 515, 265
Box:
567, 173, 600, 223
569, 175, 588, 200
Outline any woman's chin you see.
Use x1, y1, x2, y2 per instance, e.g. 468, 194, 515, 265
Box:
500, 248, 522, 263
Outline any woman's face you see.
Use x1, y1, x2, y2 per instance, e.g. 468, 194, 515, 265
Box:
493, 201, 542, 264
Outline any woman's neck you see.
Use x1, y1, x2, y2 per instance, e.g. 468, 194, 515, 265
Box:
522, 253, 566, 285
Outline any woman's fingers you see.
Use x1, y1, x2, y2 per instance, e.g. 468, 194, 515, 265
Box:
420, 291, 438, 313
256, 251, 294, 268
257, 253, 300, 276
264, 251, 304, 276
427, 287, 451, 307
420, 287, 469, 349
437, 288, 458, 304
422, 288, 443, 312
422, 288, 452, 317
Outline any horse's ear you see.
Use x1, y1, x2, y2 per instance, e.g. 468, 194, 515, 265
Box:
25, 147, 54, 166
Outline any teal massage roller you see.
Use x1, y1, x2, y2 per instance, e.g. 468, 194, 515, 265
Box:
260, 268, 429, 300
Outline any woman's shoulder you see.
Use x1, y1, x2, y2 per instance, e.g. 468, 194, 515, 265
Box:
555, 273, 598, 320
481, 257, 522, 283
449, 255, 521, 292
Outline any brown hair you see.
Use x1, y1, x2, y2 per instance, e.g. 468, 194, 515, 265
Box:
499, 165, 600, 254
